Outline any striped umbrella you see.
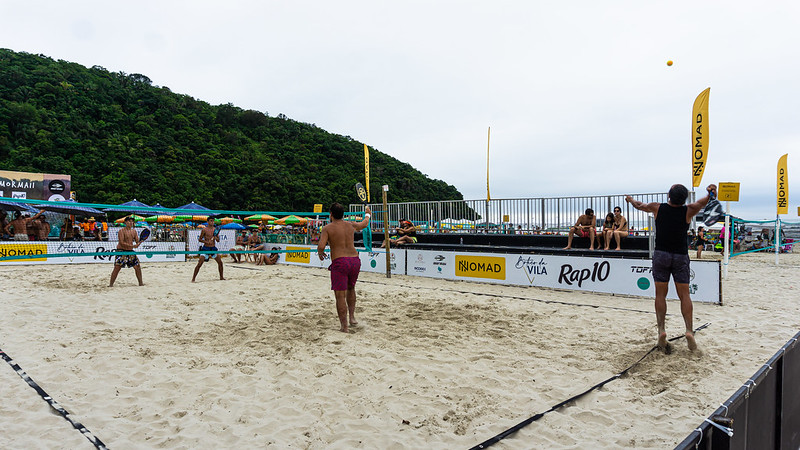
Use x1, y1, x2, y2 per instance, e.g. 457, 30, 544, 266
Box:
144, 215, 183, 223
244, 214, 277, 222
115, 214, 146, 223
214, 217, 242, 225
274, 215, 308, 225
175, 215, 209, 222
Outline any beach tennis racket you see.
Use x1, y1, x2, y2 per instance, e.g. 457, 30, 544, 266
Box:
139, 228, 151, 242
354, 183, 373, 251
213, 226, 220, 237
702, 189, 724, 226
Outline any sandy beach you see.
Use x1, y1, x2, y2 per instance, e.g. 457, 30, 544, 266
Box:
1, 251, 798, 449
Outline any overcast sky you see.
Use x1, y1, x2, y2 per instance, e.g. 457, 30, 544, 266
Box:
2, 1, 798, 219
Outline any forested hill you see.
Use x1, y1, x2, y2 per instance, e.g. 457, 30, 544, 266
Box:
0, 48, 463, 211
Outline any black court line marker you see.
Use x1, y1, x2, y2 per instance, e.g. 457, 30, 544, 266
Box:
469, 323, 711, 449
0, 347, 108, 449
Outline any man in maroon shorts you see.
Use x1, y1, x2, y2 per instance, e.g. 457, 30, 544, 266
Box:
317, 203, 372, 333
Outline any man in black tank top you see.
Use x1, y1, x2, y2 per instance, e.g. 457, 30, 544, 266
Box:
626, 183, 716, 353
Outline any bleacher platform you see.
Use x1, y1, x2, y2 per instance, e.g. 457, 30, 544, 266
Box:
358, 232, 651, 259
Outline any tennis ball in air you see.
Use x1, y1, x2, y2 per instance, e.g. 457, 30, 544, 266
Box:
667, 60, 673, 66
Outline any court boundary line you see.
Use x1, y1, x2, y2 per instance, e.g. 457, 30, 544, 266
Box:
469, 323, 711, 449
0, 347, 108, 449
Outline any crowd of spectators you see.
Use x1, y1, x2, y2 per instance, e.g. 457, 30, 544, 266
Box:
0, 210, 109, 241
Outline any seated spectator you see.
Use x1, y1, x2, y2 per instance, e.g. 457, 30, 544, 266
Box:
230, 232, 247, 263
256, 250, 279, 266
383, 219, 417, 248
604, 206, 628, 250
599, 212, 614, 249
563, 208, 597, 250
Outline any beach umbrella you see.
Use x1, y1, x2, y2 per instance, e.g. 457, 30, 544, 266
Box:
220, 222, 247, 230
248, 224, 260, 228
177, 201, 210, 211
36, 199, 105, 217
144, 215, 183, 223
102, 199, 158, 215
151, 203, 175, 215
275, 215, 308, 225
0, 199, 40, 213
244, 214, 277, 222
214, 217, 242, 225
175, 214, 209, 222
114, 214, 146, 223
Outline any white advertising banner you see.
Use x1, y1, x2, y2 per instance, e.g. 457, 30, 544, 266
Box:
266, 244, 405, 275
186, 229, 236, 254
0, 240, 186, 265
405, 249, 721, 304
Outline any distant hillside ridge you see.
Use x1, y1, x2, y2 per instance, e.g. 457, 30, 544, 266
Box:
0, 48, 463, 211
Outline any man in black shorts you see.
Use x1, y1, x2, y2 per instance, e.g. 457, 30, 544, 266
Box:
626, 183, 716, 352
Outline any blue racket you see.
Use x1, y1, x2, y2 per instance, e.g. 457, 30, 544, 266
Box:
139, 228, 151, 242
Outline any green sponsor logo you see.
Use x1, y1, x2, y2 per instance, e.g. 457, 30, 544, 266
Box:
637, 277, 650, 290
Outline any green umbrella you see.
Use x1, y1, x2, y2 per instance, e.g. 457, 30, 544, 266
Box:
145, 215, 183, 223
245, 214, 277, 221
275, 215, 308, 225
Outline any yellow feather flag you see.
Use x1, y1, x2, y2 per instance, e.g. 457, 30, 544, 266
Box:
691, 88, 711, 188
777, 153, 788, 215
363, 144, 370, 203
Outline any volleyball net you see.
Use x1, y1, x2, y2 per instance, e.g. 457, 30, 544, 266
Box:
0, 197, 380, 264
727, 217, 798, 257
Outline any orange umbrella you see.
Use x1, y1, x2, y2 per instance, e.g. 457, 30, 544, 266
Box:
214, 217, 241, 225
145, 215, 183, 223
274, 215, 308, 225
115, 214, 145, 223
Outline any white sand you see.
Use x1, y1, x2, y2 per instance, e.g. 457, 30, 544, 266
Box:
1, 252, 798, 449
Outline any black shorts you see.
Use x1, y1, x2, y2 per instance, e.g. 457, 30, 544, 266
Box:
652, 250, 690, 283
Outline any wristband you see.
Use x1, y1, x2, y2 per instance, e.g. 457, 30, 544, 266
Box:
364, 213, 371, 219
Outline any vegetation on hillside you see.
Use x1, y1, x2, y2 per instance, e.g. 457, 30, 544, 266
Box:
0, 48, 464, 212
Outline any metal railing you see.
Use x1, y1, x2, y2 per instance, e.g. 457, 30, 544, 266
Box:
351, 192, 672, 235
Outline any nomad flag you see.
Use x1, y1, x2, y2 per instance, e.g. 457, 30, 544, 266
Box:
692, 88, 711, 188
363, 144, 370, 202
777, 153, 788, 214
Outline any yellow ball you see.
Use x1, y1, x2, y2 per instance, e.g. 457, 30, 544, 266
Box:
667, 60, 673, 66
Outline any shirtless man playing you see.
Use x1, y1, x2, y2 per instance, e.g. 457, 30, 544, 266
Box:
317, 203, 371, 333
563, 208, 597, 250
192, 216, 225, 282
626, 183, 715, 352
109, 216, 143, 287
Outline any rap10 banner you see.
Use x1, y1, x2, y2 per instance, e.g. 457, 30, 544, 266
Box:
405, 249, 721, 304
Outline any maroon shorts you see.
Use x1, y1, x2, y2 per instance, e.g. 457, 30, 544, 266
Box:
329, 256, 361, 291
578, 229, 594, 238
